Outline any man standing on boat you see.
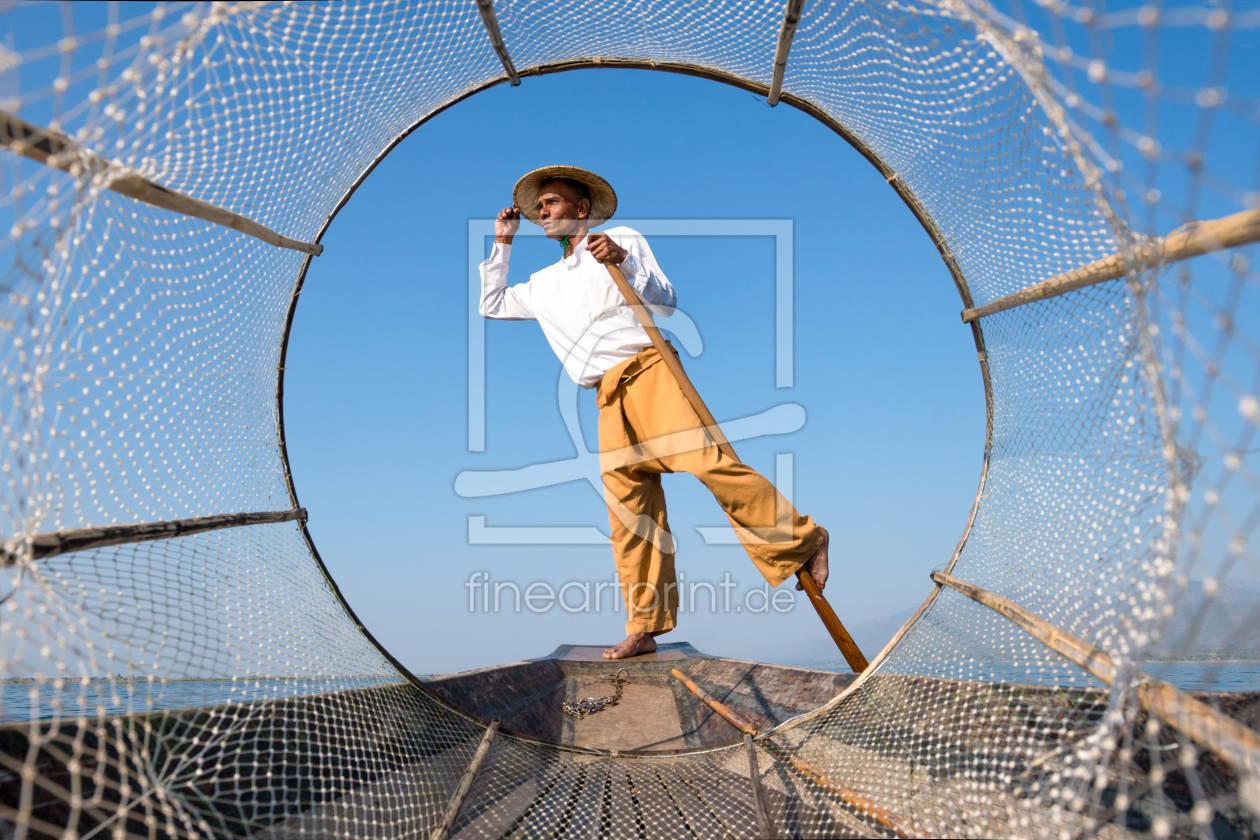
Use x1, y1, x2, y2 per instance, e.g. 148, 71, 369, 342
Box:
479, 166, 830, 660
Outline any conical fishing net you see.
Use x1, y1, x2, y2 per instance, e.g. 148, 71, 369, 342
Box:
1, 0, 1259, 837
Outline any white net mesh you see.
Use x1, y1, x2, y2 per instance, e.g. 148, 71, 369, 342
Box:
1, 0, 1258, 837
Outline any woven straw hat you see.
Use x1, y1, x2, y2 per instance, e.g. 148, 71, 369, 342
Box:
513, 165, 617, 226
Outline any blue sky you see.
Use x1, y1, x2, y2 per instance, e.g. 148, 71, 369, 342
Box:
11, 2, 1257, 679
283, 68, 986, 675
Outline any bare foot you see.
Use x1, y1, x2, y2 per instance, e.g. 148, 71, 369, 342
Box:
603, 632, 658, 660
796, 527, 829, 592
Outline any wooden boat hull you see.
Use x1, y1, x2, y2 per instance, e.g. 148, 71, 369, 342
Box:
420, 642, 858, 753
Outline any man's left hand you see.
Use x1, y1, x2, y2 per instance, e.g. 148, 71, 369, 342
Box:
586, 233, 628, 265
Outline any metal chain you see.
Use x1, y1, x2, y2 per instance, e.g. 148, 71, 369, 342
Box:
563, 668, 630, 719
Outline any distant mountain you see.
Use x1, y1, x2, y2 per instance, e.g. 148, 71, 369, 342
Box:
1151, 579, 1260, 660
786, 580, 1260, 670
787, 607, 918, 669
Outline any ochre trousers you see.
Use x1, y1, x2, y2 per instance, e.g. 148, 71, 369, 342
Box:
596, 346, 825, 635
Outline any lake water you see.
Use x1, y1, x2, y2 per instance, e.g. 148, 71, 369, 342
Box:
0, 676, 407, 723
1140, 662, 1260, 692
807, 661, 1260, 692
4, 663, 1257, 724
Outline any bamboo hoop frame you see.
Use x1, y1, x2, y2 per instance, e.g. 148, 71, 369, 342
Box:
767, 0, 806, 107
0, 111, 323, 256
933, 571, 1260, 775
271, 58, 993, 757
961, 207, 1260, 323
1, 509, 307, 566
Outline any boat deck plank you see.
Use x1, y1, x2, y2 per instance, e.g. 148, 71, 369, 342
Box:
565, 676, 688, 751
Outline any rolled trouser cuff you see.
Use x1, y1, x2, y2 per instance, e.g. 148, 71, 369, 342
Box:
758, 525, 828, 588
624, 616, 675, 635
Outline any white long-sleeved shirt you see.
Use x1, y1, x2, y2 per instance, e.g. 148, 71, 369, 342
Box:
478, 226, 677, 389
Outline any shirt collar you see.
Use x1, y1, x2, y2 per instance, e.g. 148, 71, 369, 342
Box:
561, 235, 589, 269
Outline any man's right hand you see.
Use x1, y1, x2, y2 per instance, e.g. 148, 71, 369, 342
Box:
495, 206, 520, 244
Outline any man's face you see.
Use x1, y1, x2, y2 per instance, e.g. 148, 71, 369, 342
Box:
536, 180, 590, 241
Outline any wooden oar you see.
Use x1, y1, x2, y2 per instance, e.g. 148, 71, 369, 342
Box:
796, 566, 868, 671
602, 260, 869, 672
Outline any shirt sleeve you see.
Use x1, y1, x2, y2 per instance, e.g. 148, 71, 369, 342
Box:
609, 229, 676, 317
478, 243, 535, 320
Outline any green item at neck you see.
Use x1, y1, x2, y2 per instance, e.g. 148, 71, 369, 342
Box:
559, 235, 571, 253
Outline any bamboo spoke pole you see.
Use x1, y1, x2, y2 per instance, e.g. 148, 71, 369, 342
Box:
604, 260, 868, 671
474, 0, 520, 86
2, 508, 307, 566
671, 669, 929, 840
0, 111, 323, 255
767, 0, 807, 107
933, 571, 1260, 774
744, 733, 777, 840
671, 668, 759, 735
431, 720, 501, 840
961, 206, 1260, 323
